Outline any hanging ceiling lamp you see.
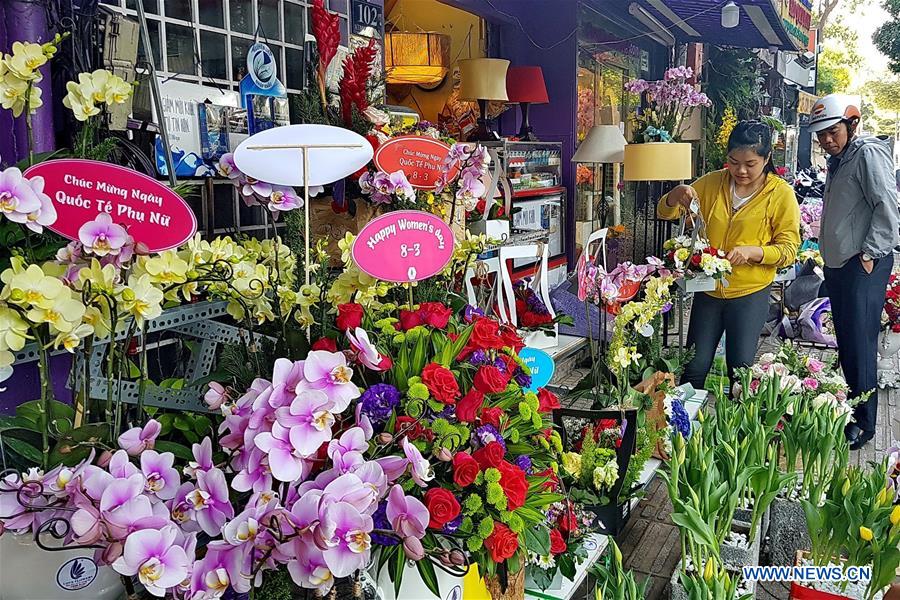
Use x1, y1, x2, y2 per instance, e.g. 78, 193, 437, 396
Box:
384, 32, 451, 87
721, 1, 740, 28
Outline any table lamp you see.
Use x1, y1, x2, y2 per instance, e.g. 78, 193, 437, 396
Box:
623, 142, 692, 181
506, 66, 549, 141
459, 58, 510, 141
572, 125, 627, 224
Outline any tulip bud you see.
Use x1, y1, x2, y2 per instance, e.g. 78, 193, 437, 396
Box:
697, 410, 705, 423
449, 549, 466, 566
613, 543, 623, 565
841, 478, 851, 497
403, 536, 425, 561
434, 447, 453, 462
890, 505, 900, 527
703, 558, 715, 582
876, 488, 888, 507
376, 432, 394, 445
859, 526, 873, 542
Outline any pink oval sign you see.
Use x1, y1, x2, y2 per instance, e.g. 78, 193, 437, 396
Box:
24, 159, 198, 252
373, 135, 458, 189
352, 210, 454, 282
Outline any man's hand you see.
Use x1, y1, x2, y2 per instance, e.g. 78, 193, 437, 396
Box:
725, 246, 764, 266
860, 255, 874, 273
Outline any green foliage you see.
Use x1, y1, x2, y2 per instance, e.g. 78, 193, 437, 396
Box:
256, 567, 300, 600
874, 0, 900, 74
592, 539, 648, 599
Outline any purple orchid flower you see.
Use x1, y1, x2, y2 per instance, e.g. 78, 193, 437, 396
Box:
327, 427, 367, 474
455, 172, 486, 207
184, 437, 214, 480
100, 474, 168, 541
347, 327, 389, 371
375, 456, 409, 482
118, 419, 162, 456
359, 171, 374, 194
275, 389, 336, 457
189, 468, 235, 536
321, 472, 379, 515
108, 449, 140, 478
447, 143, 469, 164
231, 448, 273, 494
216, 153, 242, 179
69, 488, 104, 545
287, 540, 335, 594
78, 213, 128, 257
266, 358, 306, 409
389, 171, 415, 200
205, 382, 231, 411
112, 525, 191, 597
168, 482, 201, 533
140, 450, 181, 500
372, 171, 395, 196
385, 484, 428, 541
299, 351, 360, 413
434, 172, 449, 194
267, 185, 303, 214
0, 167, 41, 224
318, 501, 374, 578
255, 422, 309, 483
401, 437, 434, 487
190, 544, 249, 597
351, 461, 387, 505
22, 176, 57, 233
222, 506, 263, 547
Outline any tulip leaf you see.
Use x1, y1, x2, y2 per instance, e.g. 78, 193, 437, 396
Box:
415, 557, 441, 598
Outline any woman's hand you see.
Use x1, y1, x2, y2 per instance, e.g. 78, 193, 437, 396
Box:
665, 184, 698, 210
726, 246, 764, 266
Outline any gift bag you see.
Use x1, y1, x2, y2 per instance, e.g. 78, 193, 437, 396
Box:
464, 256, 510, 323
550, 228, 613, 340
500, 243, 558, 349
467, 147, 511, 242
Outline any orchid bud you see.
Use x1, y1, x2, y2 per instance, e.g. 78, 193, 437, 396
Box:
403, 536, 425, 561
376, 432, 394, 445
97, 450, 113, 469
101, 540, 124, 564
449, 549, 466, 566
434, 447, 453, 462
437, 551, 454, 568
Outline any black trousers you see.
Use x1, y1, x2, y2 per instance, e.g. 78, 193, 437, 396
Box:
681, 286, 772, 390
824, 254, 893, 434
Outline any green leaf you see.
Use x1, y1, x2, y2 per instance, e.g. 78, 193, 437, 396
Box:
157, 413, 175, 437
51, 418, 72, 435
449, 325, 474, 362
415, 557, 441, 598
192, 415, 213, 436
392, 544, 405, 598
4, 437, 42, 464
174, 415, 192, 432
16, 400, 75, 425
154, 440, 194, 461
0, 416, 42, 434
524, 525, 551, 556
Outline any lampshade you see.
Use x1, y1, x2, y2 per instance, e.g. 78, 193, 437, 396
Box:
572, 125, 627, 163
458, 58, 510, 101
506, 66, 549, 104
623, 142, 693, 181
721, 1, 740, 28
384, 32, 451, 85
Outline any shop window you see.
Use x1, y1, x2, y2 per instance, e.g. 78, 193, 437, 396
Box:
200, 31, 228, 80
285, 47, 304, 90
284, 2, 306, 45
229, 0, 254, 34
231, 37, 252, 82
198, 0, 225, 28
164, 0, 192, 21
125, 0, 159, 14
259, 0, 282, 41
268, 44, 284, 82
166, 23, 197, 75
137, 19, 163, 67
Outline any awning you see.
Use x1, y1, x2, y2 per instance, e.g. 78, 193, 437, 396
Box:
585, 0, 809, 51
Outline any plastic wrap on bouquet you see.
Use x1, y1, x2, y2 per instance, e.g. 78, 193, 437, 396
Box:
468, 147, 511, 243
500, 244, 558, 349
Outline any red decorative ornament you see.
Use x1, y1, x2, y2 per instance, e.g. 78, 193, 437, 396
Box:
311, 0, 340, 109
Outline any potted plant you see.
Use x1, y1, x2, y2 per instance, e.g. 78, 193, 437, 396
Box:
591, 539, 648, 599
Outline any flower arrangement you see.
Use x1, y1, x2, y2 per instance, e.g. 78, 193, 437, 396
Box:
662, 235, 732, 282
624, 67, 711, 143
884, 274, 900, 333
215, 153, 307, 216
62, 69, 131, 123
577, 257, 666, 312
513, 279, 561, 331
560, 423, 621, 507
526, 501, 595, 591
799, 198, 823, 242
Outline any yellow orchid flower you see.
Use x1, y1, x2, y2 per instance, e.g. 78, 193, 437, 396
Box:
3, 264, 66, 309
26, 294, 86, 334
142, 251, 189, 286
890, 505, 900, 527
0, 72, 42, 117
62, 81, 100, 121
77, 259, 119, 294
82, 305, 112, 339
120, 275, 164, 323
102, 73, 132, 104
0, 306, 29, 351
6, 42, 47, 80
53, 323, 94, 352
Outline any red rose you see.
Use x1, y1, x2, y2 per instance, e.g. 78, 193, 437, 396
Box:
558, 502, 578, 535
484, 522, 519, 563
473, 441, 505, 470
419, 302, 453, 329
470, 317, 505, 350
499, 323, 525, 352
497, 461, 528, 510
549, 529, 567, 555
537, 388, 561, 413
336, 303, 364, 331
311, 337, 338, 352
452, 452, 480, 487
422, 363, 461, 404
691, 254, 702, 266
499, 353, 519, 375
398, 309, 424, 331
394, 416, 425, 441
424, 488, 460, 530
474, 365, 510, 394
535, 467, 559, 492
479, 407, 504, 429
456, 390, 485, 423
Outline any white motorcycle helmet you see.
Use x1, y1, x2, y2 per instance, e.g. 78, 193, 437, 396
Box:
808, 94, 861, 133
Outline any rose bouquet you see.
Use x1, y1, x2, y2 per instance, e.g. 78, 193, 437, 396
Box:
883, 274, 900, 333
525, 500, 595, 591
513, 278, 569, 333
662, 235, 731, 282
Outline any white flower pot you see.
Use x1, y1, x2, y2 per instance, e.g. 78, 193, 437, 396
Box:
0, 532, 125, 600
676, 274, 716, 294
375, 560, 464, 600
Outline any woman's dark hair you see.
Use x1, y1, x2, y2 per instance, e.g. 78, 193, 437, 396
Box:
727, 120, 777, 175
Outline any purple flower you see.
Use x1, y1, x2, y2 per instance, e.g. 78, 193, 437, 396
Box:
371, 501, 399, 546
514, 455, 532, 473
267, 185, 303, 214
359, 171, 374, 193
22, 175, 56, 233
375, 456, 409, 482
514, 370, 532, 388
402, 437, 434, 487
385, 484, 428, 540
0, 167, 41, 224
475, 425, 505, 451
112, 525, 190, 597
318, 501, 374, 578
78, 213, 128, 257
140, 450, 180, 500
327, 427, 367, 474
456, 172, 486, 208
447, 144, 469, 163
118, 419, 162, 456
464, 305, 484, 323
372, 171, 394, 196
184, 437, 214, 479
190, 545, 248, 596
231, 448, 272, 494
188, 468, 235, 536
359, 383, 400, 424
286, 539, 336, 594
255, 422, 309, 483
275, 389, 337, 457
442, 514, 463, 534
216, 153, 242, 179
389, 171, 415, 200
299, 351, 360, 413
204, 382, 230, 411
347, 328, 389, 371
468, 349, 489, 366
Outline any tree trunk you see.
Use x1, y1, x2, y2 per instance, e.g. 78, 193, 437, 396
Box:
816, 0, 841, 41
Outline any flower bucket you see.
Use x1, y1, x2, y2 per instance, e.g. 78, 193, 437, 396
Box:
0, 532, 124, 600
484, 565, 525, 600
375, 560, 465, 600
788, 552, 873, 600
676, 274, 716, 294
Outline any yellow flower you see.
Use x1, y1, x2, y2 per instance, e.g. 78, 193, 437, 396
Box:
674, 247, 690, 265
338, 233, 356, 266
6, 42, 47, 80
3, 264, 65, 309
859, 526, 873, 542
0, 306, 29, 351
890, 505, 900, 527
0, 72, 42, 117
101, 73, 132, 104
77, 259, 118, 294
561, 452, 582, 477
703, 558, 715, 582
120, 275, 164, 323
53, 323, 94, 352
62, 80, 100, 121
82, 305, 112, 338
142, 251, 189, 286
26, 294, 86, 334
0, 349, 13, 385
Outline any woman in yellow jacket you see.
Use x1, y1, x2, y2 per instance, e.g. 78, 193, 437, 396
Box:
658, 121, 801, 390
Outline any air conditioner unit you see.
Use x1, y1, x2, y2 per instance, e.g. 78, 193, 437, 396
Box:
98, 6, 140, 130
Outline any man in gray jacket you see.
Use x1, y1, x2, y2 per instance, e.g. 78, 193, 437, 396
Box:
811, 94, 900, 450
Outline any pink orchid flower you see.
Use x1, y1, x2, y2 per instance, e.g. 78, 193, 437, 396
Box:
385, 484, 428, 540
347, 328, 390, 372
318, 501, 373, 578
231, 448, 273, 494
188, 468, 235, 536
204, 382, 231, 411
255, 422, 309, 483
299, 351, 360, 413
78, 213, 128, 257
275, 389, 336, 457
0, 167, 41, 224
287, 540, 335, 594
401, 437, 434, 487
327, 427, 367, 474
140, 450, 181, 500
184, 437, 214, 479
23, 175, 57, 233
112, 525, 191, 597
118, 419, 162, 456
